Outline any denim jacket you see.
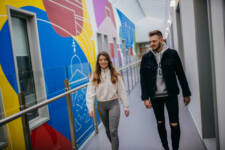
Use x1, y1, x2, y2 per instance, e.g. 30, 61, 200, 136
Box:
140, 48, 191, 100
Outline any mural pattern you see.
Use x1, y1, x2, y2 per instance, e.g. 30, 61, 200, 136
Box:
0, 0, 135, 149
117, 9, 135, 64
93, 0, 119, 67
0, 0, 97, 149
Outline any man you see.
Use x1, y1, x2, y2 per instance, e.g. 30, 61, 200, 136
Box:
140, 30, 191, 150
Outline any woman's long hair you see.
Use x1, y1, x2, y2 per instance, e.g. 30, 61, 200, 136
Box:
92, 51, 120, 86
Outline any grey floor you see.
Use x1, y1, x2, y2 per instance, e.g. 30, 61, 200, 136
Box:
82, 84, 206, 150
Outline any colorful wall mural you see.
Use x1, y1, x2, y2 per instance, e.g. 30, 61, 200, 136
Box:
117, 9, 135, 64
0, 0, 135, 149
93, 0, 119, 67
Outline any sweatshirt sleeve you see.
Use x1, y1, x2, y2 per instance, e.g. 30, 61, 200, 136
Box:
117, 75, 129, 110
86, 77, 96, 112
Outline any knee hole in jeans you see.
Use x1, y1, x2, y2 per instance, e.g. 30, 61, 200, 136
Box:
158, 121, 163, 124
170, 122, 178, 127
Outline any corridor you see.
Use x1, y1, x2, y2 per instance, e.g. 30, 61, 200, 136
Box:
82, 84, 206, 150
0, 0, 224, 150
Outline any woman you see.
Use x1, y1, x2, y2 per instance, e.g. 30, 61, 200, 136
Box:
86, 51, 129, 150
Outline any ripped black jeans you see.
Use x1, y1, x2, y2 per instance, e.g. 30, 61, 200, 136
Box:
151, 96, 180, 150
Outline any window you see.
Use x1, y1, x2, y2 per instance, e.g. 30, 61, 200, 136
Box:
103, 34, 109, 52
8, 6, 49, 130
0, 90, 8, 149
97, 33, 103, 52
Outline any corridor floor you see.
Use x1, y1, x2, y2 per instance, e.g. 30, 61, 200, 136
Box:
82, 83, 206, 150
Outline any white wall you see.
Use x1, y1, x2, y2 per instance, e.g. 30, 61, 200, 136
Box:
174, 0, 203, 137
209, 0, 225, 148
171, 11, 178, 50
172, 0, 225, 148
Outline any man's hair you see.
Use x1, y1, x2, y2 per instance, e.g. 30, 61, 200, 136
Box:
149, 30, 163, 38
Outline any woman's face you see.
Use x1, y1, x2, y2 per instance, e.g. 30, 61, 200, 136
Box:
99, 55, 109, 69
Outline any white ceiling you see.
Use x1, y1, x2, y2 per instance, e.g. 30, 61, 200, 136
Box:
110, 0, 145, 22
110, 0, 170, 23
110, 0, 172, 42
138, 0, 169, 23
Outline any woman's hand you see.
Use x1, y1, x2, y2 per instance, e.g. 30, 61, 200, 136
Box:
88, 111, 94, 118
144, 100, 152, 109
124, 109, 129, 117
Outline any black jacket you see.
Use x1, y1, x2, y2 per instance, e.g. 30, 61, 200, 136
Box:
140, 48, 191, 100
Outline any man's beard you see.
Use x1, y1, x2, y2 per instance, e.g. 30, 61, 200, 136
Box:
153, 42, 162, 52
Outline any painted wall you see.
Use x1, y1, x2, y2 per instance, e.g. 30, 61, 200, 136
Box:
0, 0, 135, 149
117, 9, 136, 65
0, 0, 96, 149
93, 0, 118, 68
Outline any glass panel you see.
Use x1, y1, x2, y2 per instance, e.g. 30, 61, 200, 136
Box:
11, 16, 38, 120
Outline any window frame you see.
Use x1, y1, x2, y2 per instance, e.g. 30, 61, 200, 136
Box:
7, 6, 49, 130
97, 32, 103, 52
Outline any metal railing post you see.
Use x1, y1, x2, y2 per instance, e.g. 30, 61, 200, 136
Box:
137, 63, 140, 81
18, 92, 32, 150
138, 63, 140, 80
126, 67, 130, 94
133, 64, 135, 86
134, 64, 137, 84
64, 79, 78, 150
134, 64, 136, 85
130, 65, 133, 89
135, 63, 138, 83
93, 100, 99, 134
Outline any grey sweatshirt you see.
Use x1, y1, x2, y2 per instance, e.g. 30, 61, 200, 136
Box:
151, 43, 168, 98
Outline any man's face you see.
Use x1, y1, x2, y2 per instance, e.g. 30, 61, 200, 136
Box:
149, 35, 163, 51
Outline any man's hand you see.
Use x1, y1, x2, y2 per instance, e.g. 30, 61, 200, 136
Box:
88, 111, 94, 118
184, 97, 191, 106
144, 100, 152, 109
124, 109, 130, 117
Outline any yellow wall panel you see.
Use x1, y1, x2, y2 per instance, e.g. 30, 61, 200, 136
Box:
0, 66, 26, 150
75, 0, 96, 71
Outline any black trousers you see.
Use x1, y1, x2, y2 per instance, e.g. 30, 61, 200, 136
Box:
151, 96, 181, 150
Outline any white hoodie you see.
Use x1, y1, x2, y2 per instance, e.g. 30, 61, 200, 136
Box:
86, 68, 129, 112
